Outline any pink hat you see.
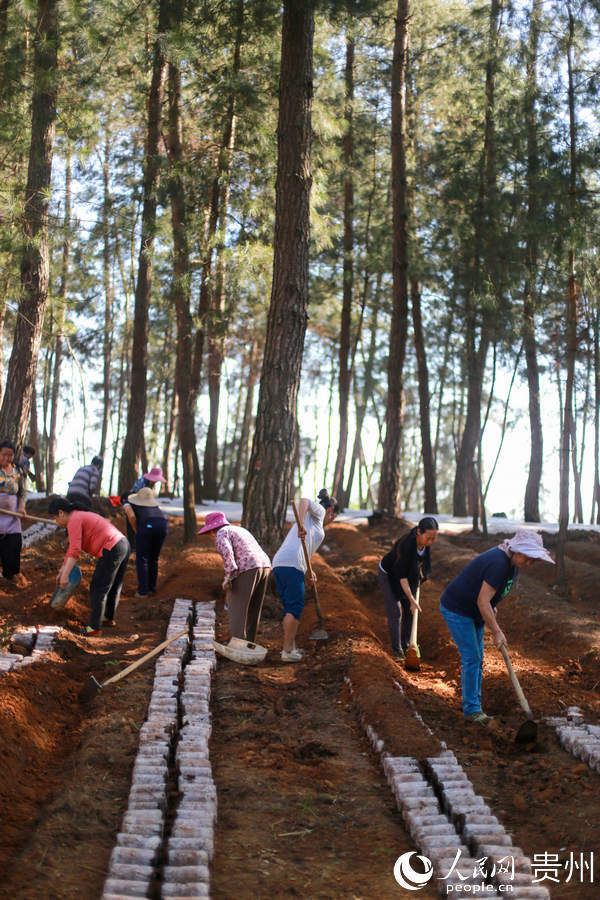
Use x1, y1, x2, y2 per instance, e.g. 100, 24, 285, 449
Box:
198, 511, 230, 534
506, 529, 555, 564
144, 466, 167, 484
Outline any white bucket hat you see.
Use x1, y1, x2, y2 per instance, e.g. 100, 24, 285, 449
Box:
212, 637, 267, 665
506, 529, 555, 564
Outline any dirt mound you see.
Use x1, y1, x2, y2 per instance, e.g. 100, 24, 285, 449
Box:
1, 514, 600, 897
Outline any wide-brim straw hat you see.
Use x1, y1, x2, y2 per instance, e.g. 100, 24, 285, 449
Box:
128, 486, 160, 508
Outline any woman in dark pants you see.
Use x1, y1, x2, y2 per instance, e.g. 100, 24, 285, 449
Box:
378, 516, 439, 661
123, 487, 168, 598
49, 497, 130, 636
0, 440, 27, 583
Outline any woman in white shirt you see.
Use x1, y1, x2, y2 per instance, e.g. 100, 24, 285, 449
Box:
272, 489, 339, 662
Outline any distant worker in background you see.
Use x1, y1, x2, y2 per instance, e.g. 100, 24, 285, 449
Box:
272, 489, 339, 663
48, 497, 130, 636
378, 516, 439, 662
122, 466, 167, 549
17, 445, 37, 483
0, 440, 27, 584
123, 486, 168, 598
67, 456, 103, 511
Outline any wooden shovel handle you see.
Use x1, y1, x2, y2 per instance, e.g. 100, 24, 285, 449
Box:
500, 644, 533, 717
102, 626, 189, 687
408, 585, 420, 649
291, 500, 324, 622
2, 508, 54, 525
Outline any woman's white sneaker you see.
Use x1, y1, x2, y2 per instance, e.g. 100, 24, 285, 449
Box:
281, 648, 304, 662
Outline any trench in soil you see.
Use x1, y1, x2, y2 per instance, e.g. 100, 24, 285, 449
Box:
0, 514, 599, 898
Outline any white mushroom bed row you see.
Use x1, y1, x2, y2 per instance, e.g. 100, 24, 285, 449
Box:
344, 676, 550, 899
103, 598, 216, 900
0, 625, 62, 674
547, 707, 600, 774
22, 520, 57, 547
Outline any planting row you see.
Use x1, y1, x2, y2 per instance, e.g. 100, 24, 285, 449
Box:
547, 707, 600, 775
0, 624, 61, 674
345, 676, 549, 899
102, 598, 216, 900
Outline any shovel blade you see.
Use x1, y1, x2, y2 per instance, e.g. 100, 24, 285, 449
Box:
515, 719, 538, 745
309, 626, 328, 641
404, 646, 420, 671
78, 675, 102, 705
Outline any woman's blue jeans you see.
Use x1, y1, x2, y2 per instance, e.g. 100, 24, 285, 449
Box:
441, 605, 485, 715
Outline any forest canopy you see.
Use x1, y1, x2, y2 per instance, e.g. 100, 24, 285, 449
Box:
0, 0, 598, 568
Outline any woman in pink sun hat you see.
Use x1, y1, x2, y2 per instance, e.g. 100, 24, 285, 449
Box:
143, 466, 167, 484
198, 511, 271, 645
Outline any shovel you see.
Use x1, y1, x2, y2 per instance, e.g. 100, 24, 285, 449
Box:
78, 626, 189, 704
1, 508, 56, 525
404, 585, 421, 671
500, 644, 537, 744
291, 500, 328, 641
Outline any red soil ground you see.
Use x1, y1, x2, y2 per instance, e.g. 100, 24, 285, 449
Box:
0, 511, 598, 898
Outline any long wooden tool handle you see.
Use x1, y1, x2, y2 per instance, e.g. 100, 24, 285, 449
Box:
1, 508, 55, 525
500, 644, 533, 717
408, 585, 420, 649
291, 500, 324, 622
102, 627, 189, 687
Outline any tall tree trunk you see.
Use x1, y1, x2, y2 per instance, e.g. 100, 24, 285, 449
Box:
109, 246, 132, 495
203, 0, 244, 501
570, 418, 584, 524
332, 26, 354, 502
46, 141, 71, 494
405, 39, 436, 514
100, 127, 114, 459
378, 0, 410, 516
344, 271, 381, 505
433, 292, 456, 461
29, 381, 44, 490
0, 275, 11, 405
166, 5, 196, 543
118, 0, 169, 494
161, 387, 178, 495
242, 0, 314, 553
411, 278, 437, 512
230, 340, 258, 502
557, 3, 578, 582
523, 0, 543, 522
592, 299, 600, 524
0, 0, 58, 448
453, 0, 500, 516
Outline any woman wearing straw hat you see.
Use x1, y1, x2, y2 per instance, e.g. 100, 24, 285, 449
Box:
440, 529, 554, 725
123, 487, 168, 598
122, 466, 167, 550
198, 511, 271, 644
